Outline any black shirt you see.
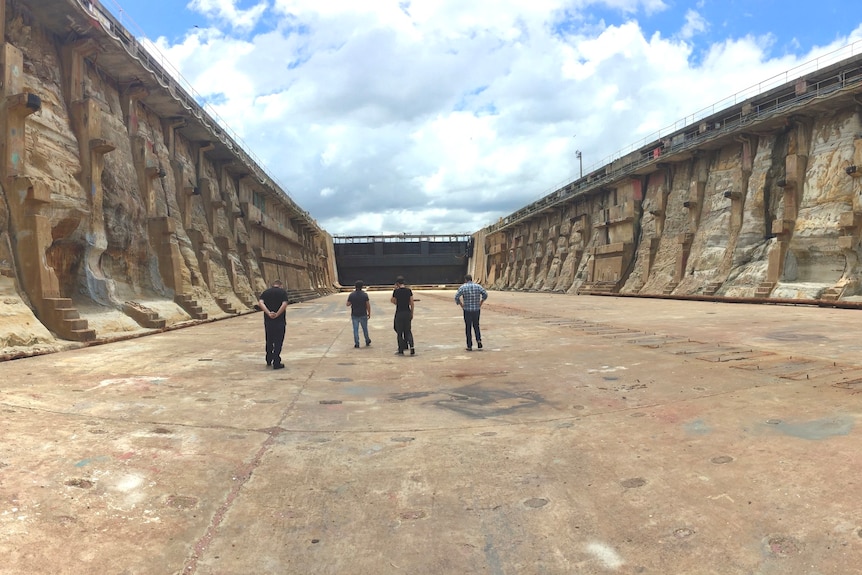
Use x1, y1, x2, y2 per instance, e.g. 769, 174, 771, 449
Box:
260, 286, 289, 323
392, 286, 413, 313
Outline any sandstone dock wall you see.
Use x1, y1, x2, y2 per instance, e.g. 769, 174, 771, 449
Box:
474, 47, 862, 304
0, 0, 336, 357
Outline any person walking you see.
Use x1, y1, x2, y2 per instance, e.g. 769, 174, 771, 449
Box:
258, 279, 289, 369
391, 276, 415, 355
455, 274, 488, 351
346, 280, 372, 348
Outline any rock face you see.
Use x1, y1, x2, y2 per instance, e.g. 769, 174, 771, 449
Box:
0, 1, 336, 358
475, 55, 862, 306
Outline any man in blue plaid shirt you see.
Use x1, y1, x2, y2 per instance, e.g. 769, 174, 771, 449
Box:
454, 274, 488, 351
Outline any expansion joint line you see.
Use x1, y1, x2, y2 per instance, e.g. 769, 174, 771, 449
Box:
181, 320, 346, 574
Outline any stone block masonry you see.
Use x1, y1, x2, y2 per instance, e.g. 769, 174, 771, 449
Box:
0, 1, 336, 358
473, 49, 862, 304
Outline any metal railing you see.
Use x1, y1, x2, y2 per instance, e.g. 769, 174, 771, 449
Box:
333, 233, 472, 243
586, 38, 862, 179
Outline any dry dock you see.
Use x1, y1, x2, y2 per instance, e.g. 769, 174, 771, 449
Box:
2, 291, 862, 575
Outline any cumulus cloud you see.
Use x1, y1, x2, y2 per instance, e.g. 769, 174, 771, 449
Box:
138, 0, 862, 234
188, 0, 269, 31
679, 9, 708, 40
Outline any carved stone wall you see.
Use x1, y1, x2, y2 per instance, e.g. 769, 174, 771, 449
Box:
0, 1, 336, 358
474, 58, 862, 304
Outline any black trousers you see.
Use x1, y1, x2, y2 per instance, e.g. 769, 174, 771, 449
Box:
463, 309, 481, 347
264, 320, 286, 364
393, 312, 414, 351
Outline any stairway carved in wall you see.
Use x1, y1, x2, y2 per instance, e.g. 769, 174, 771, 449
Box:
578, 281, 618, 295
215, 297, 239, 315
42, 298, 96, 341
287, 289, 321, 304
754, 282, 775, 298
820, 287, 842, 302
174, 294, 208, 320
703, 282, 723, 296
122, 302, 167, 329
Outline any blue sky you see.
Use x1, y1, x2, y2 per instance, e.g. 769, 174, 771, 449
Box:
639, 0, 855, 58
107, 1, 860, 57
100, 0, 862, 234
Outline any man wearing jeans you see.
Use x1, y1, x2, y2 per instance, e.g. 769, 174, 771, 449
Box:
454, 274, 488, 351
346, 280, 371, 348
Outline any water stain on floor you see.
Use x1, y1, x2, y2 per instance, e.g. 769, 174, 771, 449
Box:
760, 415, 854, 440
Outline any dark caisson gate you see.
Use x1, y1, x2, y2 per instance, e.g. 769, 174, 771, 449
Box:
333, 234, 471, 286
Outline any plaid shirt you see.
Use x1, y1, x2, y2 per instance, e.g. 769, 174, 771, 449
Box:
455, 281, 488, 311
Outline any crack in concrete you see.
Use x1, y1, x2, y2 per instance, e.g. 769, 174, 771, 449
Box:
181, 321, 335, 574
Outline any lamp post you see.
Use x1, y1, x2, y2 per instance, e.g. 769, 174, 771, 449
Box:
576, 150, 583, 179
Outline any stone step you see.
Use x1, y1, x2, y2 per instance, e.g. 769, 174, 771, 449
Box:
54, 307, 80, 320
68, 328, 96, 342
215, 297, 239, 314
754, 282, 775, 298
41, 297, 97, 342
65, 318, 89, 331
174, 294, 208, 320
286, 289, 321, 304
820, 287, 842, 302
121, 302, 166, 329
578, 282, 618, 295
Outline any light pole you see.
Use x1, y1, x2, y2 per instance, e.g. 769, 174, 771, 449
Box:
576, 150, 583, 179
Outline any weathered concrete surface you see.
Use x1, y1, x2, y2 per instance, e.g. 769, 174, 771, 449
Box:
2, 290, 862, 574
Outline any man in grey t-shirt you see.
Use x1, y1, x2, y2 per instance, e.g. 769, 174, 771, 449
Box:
346, 280, 371, 348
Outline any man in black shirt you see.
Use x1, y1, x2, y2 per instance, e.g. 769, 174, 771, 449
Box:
390, 276, 415, 355
258, 279, 289, 369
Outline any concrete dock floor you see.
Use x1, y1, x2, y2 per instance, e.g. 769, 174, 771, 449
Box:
2, 291, 862, 575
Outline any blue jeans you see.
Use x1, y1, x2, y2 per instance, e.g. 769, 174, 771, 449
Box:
352, 315, 370, 346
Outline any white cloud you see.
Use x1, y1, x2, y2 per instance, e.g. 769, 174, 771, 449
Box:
139, 1, 862, 234
597, 0, 668, 15
679, 9, 708, 40
188, 0, 269, 31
